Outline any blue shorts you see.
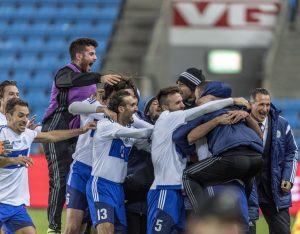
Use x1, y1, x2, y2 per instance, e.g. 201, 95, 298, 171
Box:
66, 160, 92, 211
86, 176, 126, 233
0, 203, 34, 234
147, 189, 185, 234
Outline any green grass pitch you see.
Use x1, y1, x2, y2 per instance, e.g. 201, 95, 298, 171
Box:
28, 208, 294, 233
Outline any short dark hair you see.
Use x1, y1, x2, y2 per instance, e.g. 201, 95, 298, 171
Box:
5, 98, 29, 115
69, 38, 98, 60
156, 86, 180, 107
108, 90, 131, 113
250, 88, 271, 102
103, 76, 138, 101
0, 80, 18, 99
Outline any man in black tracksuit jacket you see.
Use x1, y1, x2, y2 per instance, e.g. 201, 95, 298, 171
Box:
42, 38, 120, 233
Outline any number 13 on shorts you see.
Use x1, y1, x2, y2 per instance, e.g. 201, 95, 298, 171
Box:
97, 208, 108, 221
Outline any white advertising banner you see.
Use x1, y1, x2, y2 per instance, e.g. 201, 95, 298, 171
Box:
170, 0, 280, 47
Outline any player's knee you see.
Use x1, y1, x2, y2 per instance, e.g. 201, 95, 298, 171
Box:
64, 221, 82, 234
15, 226, 37, 234
97, 222, 114, 234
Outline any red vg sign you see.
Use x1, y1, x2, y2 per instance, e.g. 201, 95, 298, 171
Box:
173, 0, 280, 29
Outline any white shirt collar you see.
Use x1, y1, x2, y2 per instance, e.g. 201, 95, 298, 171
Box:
260, 117, 268, 128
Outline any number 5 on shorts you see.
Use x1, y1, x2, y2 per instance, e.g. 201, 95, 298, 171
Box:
155, 219, 163, 231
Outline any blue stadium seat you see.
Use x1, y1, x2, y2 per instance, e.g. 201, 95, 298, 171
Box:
23, 90, 49, 106
0, 0, 121, 121
31, 77, 53, 90
46, 39, 66, 50
39, 57, 62, 70
12, 71, 33, 90
11, 56, 37, 69
23, 39, 45, 52
0, 55, 15, 69
273, 99, 300, 110
17, 6, 37, 19
0, 6, 15, 19
34, 70, 54, 80
281, 110, 300, 128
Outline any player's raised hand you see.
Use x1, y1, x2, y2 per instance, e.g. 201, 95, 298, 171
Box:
26, 115, 41, 130
281, 180, 292, 192
103, 108, 117, 122
100, 74, 121, 85
215, 114, 232, 125
0, 141, 5, 155
14, 156, 34, 167
81, 121, 97, 133
227, 110, 249, 124
232, 97, 250, 109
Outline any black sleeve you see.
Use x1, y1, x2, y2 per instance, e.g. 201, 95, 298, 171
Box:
55, 67, 100, 88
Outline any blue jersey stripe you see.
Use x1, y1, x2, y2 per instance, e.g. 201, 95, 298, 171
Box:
109, 139, 131, 162
90, 119, 99, 137
0, 125, 7, 132
87, 98, 96, 104
8, 148, 29, 157
4, 148, 29, 169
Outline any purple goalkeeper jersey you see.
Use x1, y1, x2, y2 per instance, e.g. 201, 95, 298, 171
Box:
43, 63, 97, 129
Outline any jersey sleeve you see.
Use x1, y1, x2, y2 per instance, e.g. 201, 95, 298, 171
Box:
114, 128, 153, 139
55, 67, 100, 88
95, 121, 120, 140
26, 129, 38, 145
184, 98, 234, 122
172, 117, 204, 156
69, 98, 102, 115
132, 114, 154, 129
134, 138, 151, 152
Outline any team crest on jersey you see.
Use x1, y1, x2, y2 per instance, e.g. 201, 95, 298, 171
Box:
276, 130, 281, 138
123, 138, 129, 144
11, 139, 22, 147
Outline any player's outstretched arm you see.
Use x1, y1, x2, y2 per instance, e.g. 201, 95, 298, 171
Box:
56, 68, 121, 88
69, 101, 101, 114
184, 98, 234, 122
69, 102, 117, 121
132, 114, 154, 129
33, 122, 96, 143
113, 127, 153, 139
184, 97, 250, 122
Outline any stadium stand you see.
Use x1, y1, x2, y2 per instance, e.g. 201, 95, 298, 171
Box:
0, 0, 123, 125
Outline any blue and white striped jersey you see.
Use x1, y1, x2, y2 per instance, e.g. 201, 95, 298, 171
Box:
150, 98, 234, 190
150, 110, 188, 190
92, 117, 152, 183
72, 98, 103, 166
0, 127, 37, 206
